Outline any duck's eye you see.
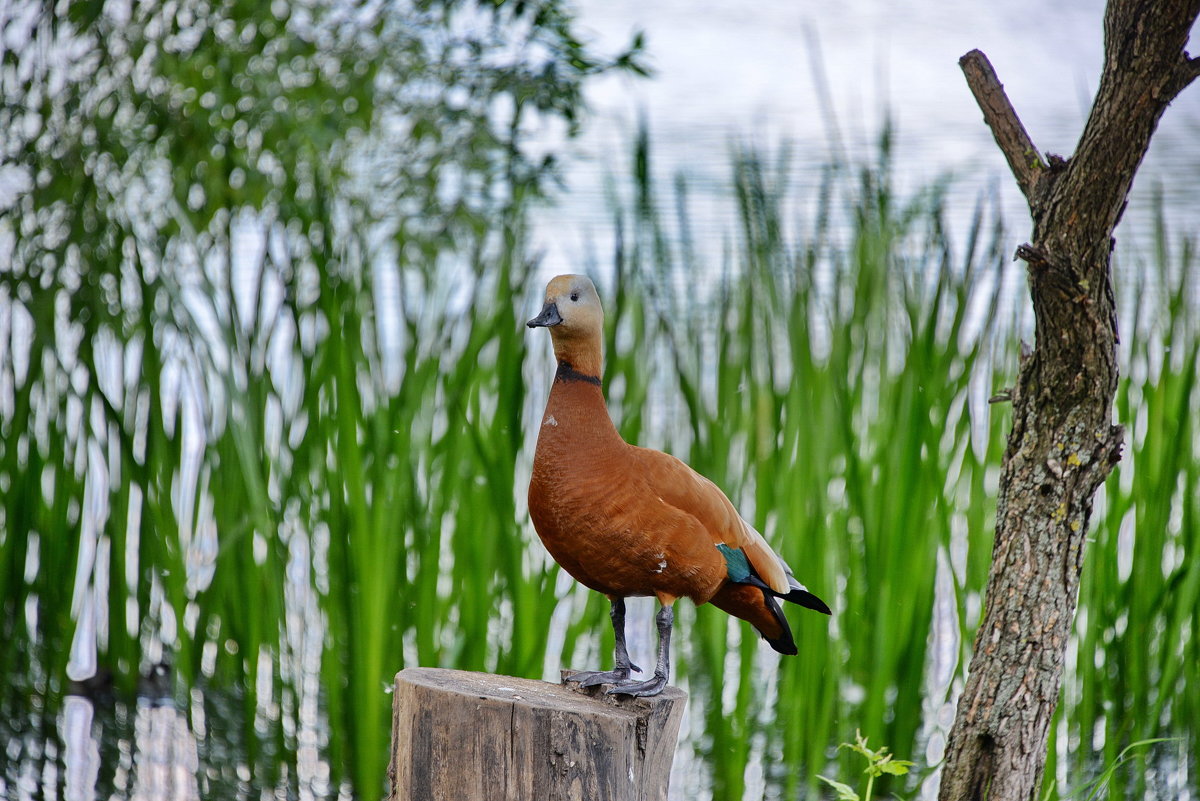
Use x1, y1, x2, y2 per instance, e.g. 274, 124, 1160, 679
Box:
570, 292, 579, 302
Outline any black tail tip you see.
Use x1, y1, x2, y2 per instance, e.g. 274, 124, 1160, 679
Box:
785, 588, 832, 615
766, 634, 799, 655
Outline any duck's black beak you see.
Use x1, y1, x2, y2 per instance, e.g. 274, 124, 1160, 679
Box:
526, 301, 563, 328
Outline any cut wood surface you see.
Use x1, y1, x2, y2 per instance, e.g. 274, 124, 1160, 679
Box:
388, 667, 687, 801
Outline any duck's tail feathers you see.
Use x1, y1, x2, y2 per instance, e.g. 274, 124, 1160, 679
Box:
781, 585, 832, 615
742, 573, 832, 616
708, 582, 798, 655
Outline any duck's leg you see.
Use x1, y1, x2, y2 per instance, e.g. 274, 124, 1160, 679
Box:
571, 597, 643, 688
608, 601, 673, 697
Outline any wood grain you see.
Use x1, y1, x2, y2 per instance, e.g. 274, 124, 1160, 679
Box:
388, 668, 686, 801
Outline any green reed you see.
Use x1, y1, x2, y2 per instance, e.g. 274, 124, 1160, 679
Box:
1061, 208, 1199, 800
3, 104, 1197, 801
591, 129, 1017, 798
1, 1, 644, 795
584, 128, 1197, 799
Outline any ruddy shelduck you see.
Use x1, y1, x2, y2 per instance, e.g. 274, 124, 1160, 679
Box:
527, 274, 830, 697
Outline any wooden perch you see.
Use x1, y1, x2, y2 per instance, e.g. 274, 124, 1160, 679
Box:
388, 668, 687, 801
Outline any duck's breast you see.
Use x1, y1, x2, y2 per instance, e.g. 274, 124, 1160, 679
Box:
529, 417, 725, 601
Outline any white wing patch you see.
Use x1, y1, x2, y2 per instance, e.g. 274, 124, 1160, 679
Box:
544, 415, 558, 427
652, 553, 668, 573
739, 517, 790, 594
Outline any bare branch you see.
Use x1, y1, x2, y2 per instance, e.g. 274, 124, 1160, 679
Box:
959, 49, 1048, 204
1185, 55, 1200, 85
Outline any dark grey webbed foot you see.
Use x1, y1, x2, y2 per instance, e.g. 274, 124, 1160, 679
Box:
606, 674, 668, 697
568, 599, 673, 697
567, 665, 642, 688
607, 604, 674, 697
564, 598, 643, 688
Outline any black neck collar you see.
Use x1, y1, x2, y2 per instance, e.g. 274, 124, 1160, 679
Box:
555, 361, 602, 386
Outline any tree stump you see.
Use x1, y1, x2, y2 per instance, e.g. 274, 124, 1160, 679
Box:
388, 667, 687, 801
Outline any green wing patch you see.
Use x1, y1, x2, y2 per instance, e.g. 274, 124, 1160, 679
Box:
716, 543, 752, 583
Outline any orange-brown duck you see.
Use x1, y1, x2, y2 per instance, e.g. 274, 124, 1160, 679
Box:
527, 274, 830, 697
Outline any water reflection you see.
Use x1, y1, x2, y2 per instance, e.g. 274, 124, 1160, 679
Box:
27, 675, 321, 801
532, 0, 1200, 297
129, 694, 198, 801
63, 697, 99, 801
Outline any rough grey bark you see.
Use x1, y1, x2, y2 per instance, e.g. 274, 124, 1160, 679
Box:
939, 3, 1200, 800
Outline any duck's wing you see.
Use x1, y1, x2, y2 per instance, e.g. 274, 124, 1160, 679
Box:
628, 446, 791, 595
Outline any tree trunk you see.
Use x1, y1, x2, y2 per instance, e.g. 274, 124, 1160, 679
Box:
939, 3, 1200, 800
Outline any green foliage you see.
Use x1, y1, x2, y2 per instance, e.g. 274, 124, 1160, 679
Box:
1, 4, 1197, 799
1, 0, 643, 797
601, 127, 1013, 799
818, 731, 915, 801
1057, 206, 1200, 800
1057, 739, 1180, 801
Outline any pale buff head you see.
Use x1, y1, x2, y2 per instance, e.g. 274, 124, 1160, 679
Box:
527, 274, 605, 374
527, 274, 604, 340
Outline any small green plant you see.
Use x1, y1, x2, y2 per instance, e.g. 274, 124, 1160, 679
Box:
818, 731, 915, 801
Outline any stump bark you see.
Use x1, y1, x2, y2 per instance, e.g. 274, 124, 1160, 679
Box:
388, 668, 687, 801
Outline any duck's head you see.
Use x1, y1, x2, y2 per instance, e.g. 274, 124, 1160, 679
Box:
527, 274, 604, 374
527, 274, 603, 339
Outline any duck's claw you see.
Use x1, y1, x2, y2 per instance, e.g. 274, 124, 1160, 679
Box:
568, 668, 636, 688
605, 674, 667, 697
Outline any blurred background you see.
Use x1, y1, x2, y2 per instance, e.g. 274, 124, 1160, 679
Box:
0, 1, 1196, 799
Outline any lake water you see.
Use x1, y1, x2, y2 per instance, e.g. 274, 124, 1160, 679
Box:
533, 0, 1199, 278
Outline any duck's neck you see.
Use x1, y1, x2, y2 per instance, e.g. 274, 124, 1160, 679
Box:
542, 338, 620, 441
551, 337, 602, 382
555, 360, 602, 386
